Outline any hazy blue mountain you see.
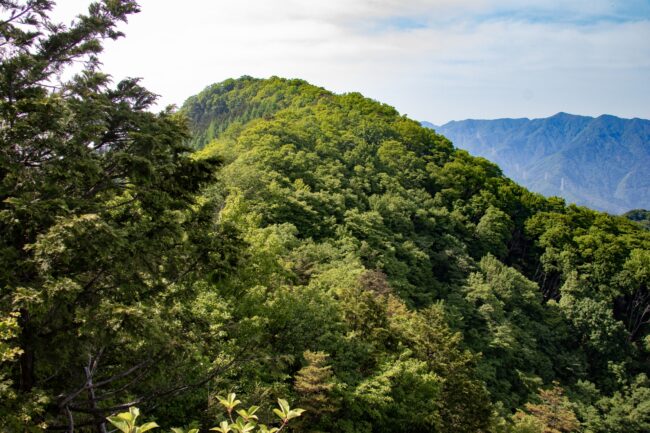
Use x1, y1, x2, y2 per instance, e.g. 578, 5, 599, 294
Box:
420, 120, 438, 129
624, 209, 650, 229
429, 113, 650, 213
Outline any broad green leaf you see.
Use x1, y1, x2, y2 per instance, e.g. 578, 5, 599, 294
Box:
235, 407, 259, 421
116, 412, 135, 422
272, 408, 285, 421
286, 408, 305, 420
210, 421, 232, 433
230, 418, 256, 433
276, 398, 290, 415
130, 407, 141, 420
136, 421, 159, 433
106, 418, 130, 433
217, 393, 242, 411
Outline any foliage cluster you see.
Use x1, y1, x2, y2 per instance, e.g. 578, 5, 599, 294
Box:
185, 74, 650, 432
1, 1, 649, 432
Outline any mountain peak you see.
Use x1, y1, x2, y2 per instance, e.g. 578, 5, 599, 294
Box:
550, 111, 575, 118
181, 76, 332, 149
437, 113, 650, 213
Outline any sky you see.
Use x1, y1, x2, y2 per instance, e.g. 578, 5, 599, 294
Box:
52, 0, 650, 124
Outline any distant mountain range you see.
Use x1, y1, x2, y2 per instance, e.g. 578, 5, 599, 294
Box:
624, 209, 650, 230
427, 113, 650, 214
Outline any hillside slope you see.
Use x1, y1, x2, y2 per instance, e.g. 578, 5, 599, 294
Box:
433, 113, 650, 213
180, 77, 650, 433
181, 76, 330, 149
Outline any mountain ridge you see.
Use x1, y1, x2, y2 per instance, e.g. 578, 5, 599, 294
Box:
429, 113, 650, 213
176, 76, 650, 432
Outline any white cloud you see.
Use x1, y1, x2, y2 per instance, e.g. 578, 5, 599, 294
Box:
51, 0, 650, 123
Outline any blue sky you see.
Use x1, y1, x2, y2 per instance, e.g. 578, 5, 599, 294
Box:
54, 0, 650, 124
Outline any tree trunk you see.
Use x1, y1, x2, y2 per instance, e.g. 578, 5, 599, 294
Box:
19, 308, 35, 392
85, 365, 108, 433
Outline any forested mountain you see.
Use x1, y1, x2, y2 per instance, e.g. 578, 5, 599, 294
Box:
625, 209, 650, 230
2, 3, 650, 432
180, 77, 650, 432
432, 113, 650, 214
182, 76, 329, 150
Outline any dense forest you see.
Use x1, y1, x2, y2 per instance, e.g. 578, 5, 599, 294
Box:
1, 1, 649, 433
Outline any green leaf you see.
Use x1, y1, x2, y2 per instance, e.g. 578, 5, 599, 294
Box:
230, 418, 256, 433
277, 398, 290, 416
136, 421, 159, 433
130, 407, 141, 421
272, 408, 285, 421
106, 417, 130, 433
217, 393, 242, 411
210, 421, 232, 433
286, 408, 305, 420
235, 406, 259, 422
116, 412, 135, 423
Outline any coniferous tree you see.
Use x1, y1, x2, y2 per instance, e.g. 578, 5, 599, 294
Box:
513, 385, 580, 433
0, 1, 231, 430
294, 350, 339, 430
